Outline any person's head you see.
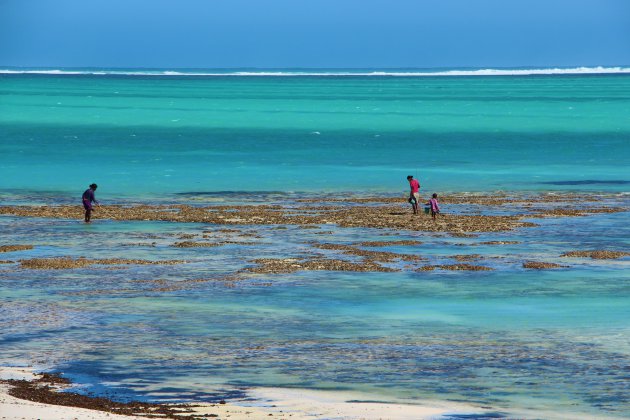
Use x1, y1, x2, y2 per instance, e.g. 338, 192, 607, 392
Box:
407, 175, 413, 180
89, 183, 98, 190
432, 193, 438, 198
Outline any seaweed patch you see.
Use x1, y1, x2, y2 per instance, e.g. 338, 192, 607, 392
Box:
19, 257, 186, 270
0, 245, 34, 253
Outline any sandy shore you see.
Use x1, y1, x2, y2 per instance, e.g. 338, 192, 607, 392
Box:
0, 367, 475, 420
0, 367, 152, 420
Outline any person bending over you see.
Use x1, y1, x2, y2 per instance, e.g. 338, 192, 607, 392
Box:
82, 183, 99, 223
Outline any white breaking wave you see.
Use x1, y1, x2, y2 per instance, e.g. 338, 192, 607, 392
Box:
1, 66, 630, 77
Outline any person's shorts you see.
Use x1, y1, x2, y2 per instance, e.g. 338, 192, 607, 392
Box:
83, 200, 92, 211
412, 192, 420, 202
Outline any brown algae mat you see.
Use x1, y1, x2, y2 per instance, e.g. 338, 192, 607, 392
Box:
560, 250, 630, 259
0, 203, 535, 233
297, 192, 608, 205
416, 264, 493, 271
0, 192, 625, 234
19, 257, 186, 270
0, 244, 34, 253
313, 243, 424, 263
1, 193, 626, 280
477, 241, 521, 245
2, 373, 201, 419
243, 257, 397, 274
529, 207, 625, 218
356, 240, 423, 247
450, 254, 482, 261
523, 261, 568, 269
172, 241, 220, 248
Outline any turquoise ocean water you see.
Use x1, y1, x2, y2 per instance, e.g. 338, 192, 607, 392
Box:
1, 69, 629, 419
1, 69, 630, 197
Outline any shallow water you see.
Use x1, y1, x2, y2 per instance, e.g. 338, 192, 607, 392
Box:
1, 195, 629, 419
1, 73, 630, 419
1, 74, 629, 197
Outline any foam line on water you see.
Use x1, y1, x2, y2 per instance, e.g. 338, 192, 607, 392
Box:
2, 66, 630, 77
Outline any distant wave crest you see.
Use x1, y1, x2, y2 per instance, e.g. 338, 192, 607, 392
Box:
2, 66, 630, 77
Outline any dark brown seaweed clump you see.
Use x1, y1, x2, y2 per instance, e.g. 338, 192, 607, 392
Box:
2, 373, 202, 419
451, 232, 478, 238
244, 257, 397, 274
172, 241, 219, 248
356, 240, 423, 247
313, 243, 424, 263
177, 233, 197, 239
530, 207, 626, 218
478, 241, 521, 245
0, 244, 34, 253
523, 261, 567, 269
0, 201, 545, 233
417, 264, 493, 271
560, 250, 630, 259
450, 254, 482, 262
19, 257, 185, 270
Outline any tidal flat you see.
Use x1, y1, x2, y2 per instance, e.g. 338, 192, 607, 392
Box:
1, 191, 629, 419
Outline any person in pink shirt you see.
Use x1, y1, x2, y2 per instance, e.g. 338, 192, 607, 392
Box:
406, 175, 420, 214
427, 193, 441, 220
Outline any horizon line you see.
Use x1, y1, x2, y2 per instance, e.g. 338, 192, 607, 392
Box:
2, 65, 630, 77
2, 64, 630, 70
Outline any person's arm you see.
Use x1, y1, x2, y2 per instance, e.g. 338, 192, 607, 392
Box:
90, 190, 99, 204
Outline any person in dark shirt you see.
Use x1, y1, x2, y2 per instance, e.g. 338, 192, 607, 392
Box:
82, 183, 99, 223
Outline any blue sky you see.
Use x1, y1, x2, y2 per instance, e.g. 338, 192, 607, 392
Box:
1, 0, 629, 68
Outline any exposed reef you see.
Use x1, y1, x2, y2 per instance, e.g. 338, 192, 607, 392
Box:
19, 257, 186, 270
560, 250, 630, 259
523, 261, 568, 269
0, 245, 34, 253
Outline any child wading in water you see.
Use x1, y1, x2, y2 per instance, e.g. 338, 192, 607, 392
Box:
427, 193, 440, 220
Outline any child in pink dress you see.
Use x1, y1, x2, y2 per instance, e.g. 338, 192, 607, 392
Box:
427, 193, 440, 220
